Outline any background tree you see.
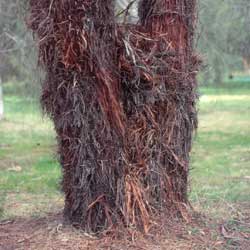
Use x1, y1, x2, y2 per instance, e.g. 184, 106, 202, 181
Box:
0, 0, 39, 102
0, 77, 3, 120
198, 0, 231, 85
227, 0, 250, 73
197, 0, 250, 85
0, 0, 26, 119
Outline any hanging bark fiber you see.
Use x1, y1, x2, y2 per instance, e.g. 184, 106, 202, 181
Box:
27, 0, 200, 233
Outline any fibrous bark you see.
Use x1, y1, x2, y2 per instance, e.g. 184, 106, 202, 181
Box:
27, 0, 199, 233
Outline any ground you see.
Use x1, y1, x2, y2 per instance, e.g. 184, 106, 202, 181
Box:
0, 81, 250, 249
0, 204, 250, 249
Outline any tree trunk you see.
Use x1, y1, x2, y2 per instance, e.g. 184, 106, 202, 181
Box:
243, 56, 250, 74
28, 0, 199, 233
0, 77, 4, 120
214, 57, 223, 85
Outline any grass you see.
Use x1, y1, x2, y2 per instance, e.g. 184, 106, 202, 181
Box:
190, 84, 250, 216
0, 82, 250, 220
0, 95, 62, 218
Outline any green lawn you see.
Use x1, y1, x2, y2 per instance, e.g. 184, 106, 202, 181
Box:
0, 84, 249, 219
0, 95, 62, 218
191, 88, 250, 204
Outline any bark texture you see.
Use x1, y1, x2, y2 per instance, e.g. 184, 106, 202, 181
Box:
28, 0, 199, 233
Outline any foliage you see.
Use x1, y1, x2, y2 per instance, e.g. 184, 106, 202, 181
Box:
227, 0, 250, 58
0, 0, 40, 96
198, 0, 250, 85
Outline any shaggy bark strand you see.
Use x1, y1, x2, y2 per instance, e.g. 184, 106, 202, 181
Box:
28, 0, 199, 233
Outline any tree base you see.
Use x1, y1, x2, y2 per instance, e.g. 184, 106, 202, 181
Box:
28, 0, 199, 233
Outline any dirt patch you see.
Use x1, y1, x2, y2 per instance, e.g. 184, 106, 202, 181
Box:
2, 193, 63, 219
0, 211, 249, 250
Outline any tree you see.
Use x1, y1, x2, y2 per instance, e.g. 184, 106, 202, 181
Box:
0, 0, 40, 101
198, 0, 250, 85
0, 0, 26, 119
227, 0, 250, 73
0, 77, 3, 120
28, 0, 199, 233
198, 0, 232, 85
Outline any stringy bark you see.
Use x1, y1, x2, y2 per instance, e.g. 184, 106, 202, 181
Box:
27, 0, 200, 233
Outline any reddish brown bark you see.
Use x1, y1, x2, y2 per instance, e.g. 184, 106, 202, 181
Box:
28, 0, 199, 233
